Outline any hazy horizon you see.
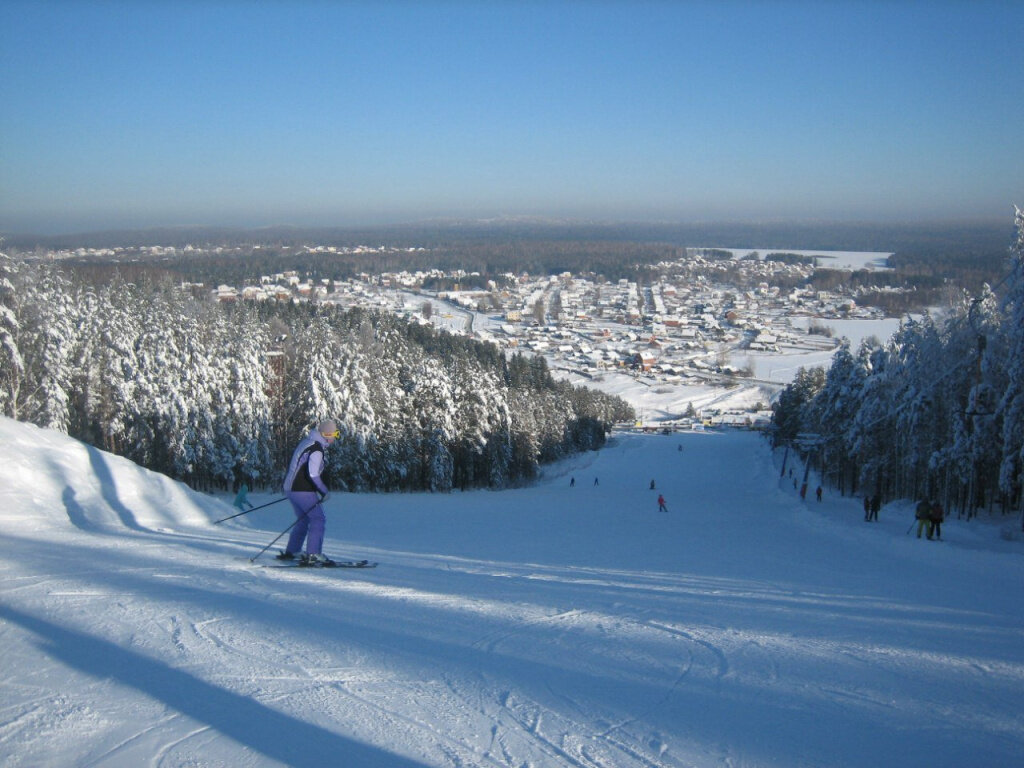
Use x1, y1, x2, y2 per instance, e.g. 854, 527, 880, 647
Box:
2, 1, 1021, 236
4, 212, 1019, 242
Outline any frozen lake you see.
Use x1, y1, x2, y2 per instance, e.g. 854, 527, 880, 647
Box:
705, 247, 893, 271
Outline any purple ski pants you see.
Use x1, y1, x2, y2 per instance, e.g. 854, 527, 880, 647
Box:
285, 491, 325, 556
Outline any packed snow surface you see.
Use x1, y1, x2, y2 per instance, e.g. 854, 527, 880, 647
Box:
1, 416, 1023, 767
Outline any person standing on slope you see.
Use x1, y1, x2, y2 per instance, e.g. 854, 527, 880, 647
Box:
930, 500, 944, 540
915, 498, 933, 539
233, 482, 254, 511
657, 494, 668, 513
277, 419, 340, 566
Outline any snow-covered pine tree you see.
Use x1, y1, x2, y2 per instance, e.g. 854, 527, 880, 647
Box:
889, 314, 946, 499
451, 354, 510, 489
93, 279, 140, 456
200, 302, 274, 490
224, 305, 275, 489
933, 289, 1001, 515
326, 337, 377, 490
0, 253, 25, 419
964, 287, 1005, 514
362, 327, 419, 490
0, 250, 21, 421
33, 266, 76, 431
286, 312, 351, 449
66, 285, 108, 446
2, 262, 75, 430
770, 367, 825, 447
409, 356, 456, 491
849, 338, 897, 499
997, 207, 1024, 517
806, 339, 868, 495
507, 386, 541, 483
130, 283, 195, 477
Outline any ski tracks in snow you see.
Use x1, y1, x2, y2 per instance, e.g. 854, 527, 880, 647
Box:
452, 585, 740, 768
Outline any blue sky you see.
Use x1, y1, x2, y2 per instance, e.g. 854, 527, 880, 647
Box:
1, 0, 1021, 234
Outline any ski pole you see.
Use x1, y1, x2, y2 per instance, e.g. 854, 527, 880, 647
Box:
906, 520, 916, 535
249, 499, 320, 563
214, 495, 287, 524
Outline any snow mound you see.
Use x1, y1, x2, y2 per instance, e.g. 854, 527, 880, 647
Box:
0, 417, 218, 535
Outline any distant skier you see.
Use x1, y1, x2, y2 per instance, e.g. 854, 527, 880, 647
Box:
657, 494, 668, 512
570, 476, 575, 487
650, 479, 656, 490
915, 499, 933, 539
870, 494, 881, 522
233, 483, 254, 511
594, 477, 599, 486
930, 500, 944, 540
277, 419, 340, 566
816, 485, 822, 502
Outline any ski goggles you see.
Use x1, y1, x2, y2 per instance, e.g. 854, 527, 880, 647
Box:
321, 429, 341, 439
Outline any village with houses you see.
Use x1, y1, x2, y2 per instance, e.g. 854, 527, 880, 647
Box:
200, 244, 897, 429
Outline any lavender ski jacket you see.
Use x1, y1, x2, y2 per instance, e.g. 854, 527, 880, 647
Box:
283, 429, 330, 496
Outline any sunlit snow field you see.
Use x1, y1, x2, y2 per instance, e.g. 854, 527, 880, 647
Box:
1, 415, 1022, 767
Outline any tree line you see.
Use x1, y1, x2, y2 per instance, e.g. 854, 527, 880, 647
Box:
47, 239, 683, 291
0, 257, 634, 493
770, 209, 1024, 524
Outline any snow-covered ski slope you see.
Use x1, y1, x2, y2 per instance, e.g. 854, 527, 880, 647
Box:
1, 416, 1023, 767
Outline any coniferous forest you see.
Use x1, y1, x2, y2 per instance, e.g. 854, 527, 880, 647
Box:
0, 259, 633, 493
770, 209, 1024, 522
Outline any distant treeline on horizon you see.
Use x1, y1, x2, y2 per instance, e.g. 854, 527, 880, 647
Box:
4, 216, 1014, 254
5, 217, 1015, 312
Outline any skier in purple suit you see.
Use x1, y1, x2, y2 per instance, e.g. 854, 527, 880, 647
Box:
277, 419, 339, 566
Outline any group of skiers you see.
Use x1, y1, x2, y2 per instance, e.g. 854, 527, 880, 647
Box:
566, 476, 668, 512
914, 499, 945, 540
860, 494, 945, 539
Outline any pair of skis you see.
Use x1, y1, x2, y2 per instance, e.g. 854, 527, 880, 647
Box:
264, 558, 377, 569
